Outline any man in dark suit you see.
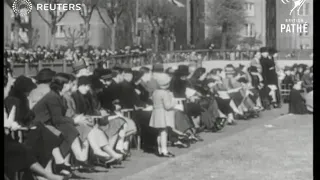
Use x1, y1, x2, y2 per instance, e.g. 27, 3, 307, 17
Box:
259, 47, 281, 108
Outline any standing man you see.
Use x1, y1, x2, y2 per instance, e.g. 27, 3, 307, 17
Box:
259, 47, 280, 108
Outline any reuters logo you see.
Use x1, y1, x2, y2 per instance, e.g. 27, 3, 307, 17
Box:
281, 0, 306, 16
12, 0, 33, 17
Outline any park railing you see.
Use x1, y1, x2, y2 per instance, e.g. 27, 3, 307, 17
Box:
10, 49, 313, 77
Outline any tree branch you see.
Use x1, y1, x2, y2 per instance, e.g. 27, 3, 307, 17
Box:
96, 7, 111, 28
57, 10, 69, 23
30, 0, 51, 27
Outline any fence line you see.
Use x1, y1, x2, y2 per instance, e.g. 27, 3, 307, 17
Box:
10, 49, 313, 77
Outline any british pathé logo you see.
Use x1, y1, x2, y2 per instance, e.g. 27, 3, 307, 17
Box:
281, 0, 306, 16
12, 0, 33, 17
280, 0, 310, 33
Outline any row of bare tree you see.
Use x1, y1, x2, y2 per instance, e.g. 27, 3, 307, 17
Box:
6, 0, 258, 51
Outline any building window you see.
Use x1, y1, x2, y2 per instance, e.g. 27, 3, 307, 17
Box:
305, 3, 309, 15
244, 23, 255, 37
55, 25, 65, 38
244, 2, 255, 16
300, 3, 310, 16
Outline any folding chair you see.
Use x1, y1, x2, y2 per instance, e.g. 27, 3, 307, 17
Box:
280, 83, 292, 103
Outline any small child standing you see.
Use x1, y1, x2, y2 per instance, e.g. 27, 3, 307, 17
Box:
149, 73, 176, 157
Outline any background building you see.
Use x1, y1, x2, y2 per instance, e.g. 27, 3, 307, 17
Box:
204, 0, 266, 48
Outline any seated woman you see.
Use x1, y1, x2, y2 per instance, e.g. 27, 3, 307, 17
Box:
237, 77, 260, 117
247, 66, 264, 110
4, 67, 66, 180
223, 65, 257, 119
5, 75, 69, 175
68, 75, 123, 166
188, 67, 206, 93
200, 78, 227, 132
288, 81, 308, 115
32, 74, 91, 176
170, 65, 203, 142
95, 69, 134, 157
6, 75, 37, 127
210, 74, 239, 125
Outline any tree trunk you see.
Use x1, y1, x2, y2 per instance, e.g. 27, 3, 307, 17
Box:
49, 25, 57, 49
49, 35, 56, 49
153, 25, 160, 53
110, 16, 118, 51
13, 21, 20, 49
221, 22, 227, 50
84, 21, 90, 49
130, 16, 136, 45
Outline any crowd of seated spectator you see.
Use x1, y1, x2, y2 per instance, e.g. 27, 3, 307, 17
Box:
4, 46, 312, 180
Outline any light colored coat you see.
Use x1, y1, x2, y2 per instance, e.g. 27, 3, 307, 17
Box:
149, 89, 176, 128
28, 84, 50, 108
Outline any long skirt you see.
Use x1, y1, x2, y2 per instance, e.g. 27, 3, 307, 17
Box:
99, 117, 126, 138
76, 124, 93, 142
249, 88, 260, 104
24, 123, 62, 167
228, 91, 244, 107
5, 135, 37, 174
174, 110, 194, 133
215, 97, 233, 115
200, 99, 220, 130
55, 122, 80, 157
289, 89, 307, 114
132, 111, 158, 152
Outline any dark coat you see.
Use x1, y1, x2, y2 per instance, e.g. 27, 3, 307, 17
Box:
32, 90, 79, 157
119, 81, 146, 109
289, 89, 307, 114
301, 73, 313, 91
4, 100, 61, 167
5, 95, 35, 126
170, 76, 187, 98
260, 56, 278, 85
99, 80, 122, 111
72, 91, 99, 116
134, 83, 152, 105
282, 75, 295, 87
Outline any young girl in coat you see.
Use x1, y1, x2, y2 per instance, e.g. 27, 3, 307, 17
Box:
149, 73, 176, 157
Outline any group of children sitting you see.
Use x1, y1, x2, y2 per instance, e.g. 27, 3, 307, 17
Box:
4, 56, 312, 180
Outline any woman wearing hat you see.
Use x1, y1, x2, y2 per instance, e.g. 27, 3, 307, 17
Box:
69, 75, 124, 166
32, 74, 91, 176
170, 65, 203, 142
223, 64, 257, 119
4, 66, 67, 180
29, 68, 56, 108
149, 73, 176, 157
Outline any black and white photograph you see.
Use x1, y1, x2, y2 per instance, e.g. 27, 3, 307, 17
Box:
3, 0, 313, 179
